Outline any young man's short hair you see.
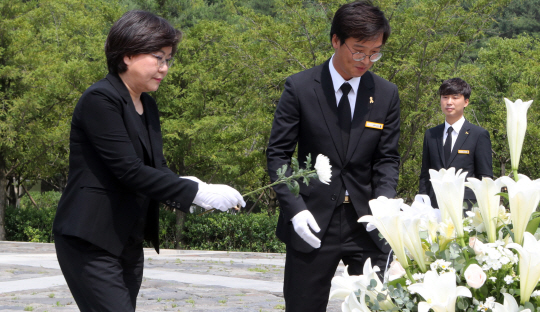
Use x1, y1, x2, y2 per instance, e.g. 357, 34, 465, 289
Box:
438, 78, 472, 100
330, 0, 391, 45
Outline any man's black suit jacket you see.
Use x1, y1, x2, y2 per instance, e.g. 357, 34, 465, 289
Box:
418, 120, 493, 207
53, 73, 198, 257
267, 60, 400, 253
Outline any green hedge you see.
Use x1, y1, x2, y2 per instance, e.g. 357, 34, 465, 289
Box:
5, 191, 285, 253
182, 212, 285, 253
5, 191, 60, 243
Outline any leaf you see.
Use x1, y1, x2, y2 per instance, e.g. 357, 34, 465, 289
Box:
304, 153, 312, 170
496, 192, 509, 200
291, 180, 300, 196
388, 277, 407, 288
291, 157, 299, 173
525, 211, 540, 234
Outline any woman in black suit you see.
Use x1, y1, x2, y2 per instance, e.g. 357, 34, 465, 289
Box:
53, 10, 245, 312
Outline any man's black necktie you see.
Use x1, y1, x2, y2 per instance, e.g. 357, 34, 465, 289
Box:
338, 83, 352, 156
444, 126, 454, 164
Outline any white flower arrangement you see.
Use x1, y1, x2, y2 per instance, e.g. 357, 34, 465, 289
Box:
330, 98, 540, 311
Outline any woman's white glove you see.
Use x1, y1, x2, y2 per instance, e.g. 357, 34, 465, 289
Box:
291, 210, 321, 248
181, 176, 246, 211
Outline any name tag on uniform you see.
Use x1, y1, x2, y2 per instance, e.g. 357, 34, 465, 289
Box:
365, 121, 384, 130
458, 150, 470, 154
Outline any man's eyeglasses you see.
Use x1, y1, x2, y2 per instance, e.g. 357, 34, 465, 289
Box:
151, 54, 174, 68
343, 42, 383, 62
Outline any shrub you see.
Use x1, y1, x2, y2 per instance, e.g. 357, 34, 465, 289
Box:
5, 192, 284, 253
182, 212, 285, 253
5, 191, 60, 243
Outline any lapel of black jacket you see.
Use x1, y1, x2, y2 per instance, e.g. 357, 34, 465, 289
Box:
314, 60, 346, 164
105, 73, 153, 166
344, 72, 375, 166
448, 119, 471, 167
434, 124, 446, 167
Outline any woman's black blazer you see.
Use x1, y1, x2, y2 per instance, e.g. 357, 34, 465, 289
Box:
53, 73, 197, 256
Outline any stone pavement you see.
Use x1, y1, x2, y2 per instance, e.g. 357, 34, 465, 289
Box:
0, 242, 344, 311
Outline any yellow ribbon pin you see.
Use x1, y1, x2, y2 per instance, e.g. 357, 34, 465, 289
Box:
370, 97, 374, 103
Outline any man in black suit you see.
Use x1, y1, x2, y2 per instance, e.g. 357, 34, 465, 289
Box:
266, 2, 400, 310
419, 78, 493, 209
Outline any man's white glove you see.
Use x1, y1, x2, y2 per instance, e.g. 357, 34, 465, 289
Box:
182, 176, 246, 211
291, 210, 321, 248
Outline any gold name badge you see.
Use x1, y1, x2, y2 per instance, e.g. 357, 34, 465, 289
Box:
458, 150, 470, 154
365, 121, 384, 130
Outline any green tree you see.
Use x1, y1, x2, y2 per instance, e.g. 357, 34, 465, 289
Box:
156, 0, 514, 205
0, 0, 122, 239
376, 0, 511, 200
494, 0, 540, 38
459, 35, 540, 179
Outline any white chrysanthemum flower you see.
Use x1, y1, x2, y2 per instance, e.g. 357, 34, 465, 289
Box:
314, 154, 332, 185
504, 275, 514, 284
412, 273, 425, 281
489, 277, 497, 282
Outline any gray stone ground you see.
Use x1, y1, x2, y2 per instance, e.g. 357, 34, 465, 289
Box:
0, 242, 343, 311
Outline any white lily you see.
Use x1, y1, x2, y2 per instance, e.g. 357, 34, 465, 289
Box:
358, 196, 409, 269
329, 265, 364, 300
341, 291, 371, 312
429, 168, 468, 243
314, 154, 332, 184
464, 177, 505, 243
505, 98, 533, 177
499, 175, 540, 245
492, 293, 531, 312
401, 201, 431, 272
507, 232, 540, 304
408, 271, 472, 312
355, 258, 394, 310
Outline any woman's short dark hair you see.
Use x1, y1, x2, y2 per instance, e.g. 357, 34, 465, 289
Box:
439, 78, 472, 100
330, 1, 390, 45
105, 10, 182, 74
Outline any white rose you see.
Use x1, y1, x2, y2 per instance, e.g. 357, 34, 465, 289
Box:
469, 237, 485, 255
464, 264, 487, 289
386, 260, 406, 281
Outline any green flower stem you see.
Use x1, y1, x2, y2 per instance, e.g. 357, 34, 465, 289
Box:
200, 169, 317, 216
405, 267, 415, 283
458, 236, 470, 261
242, 169, 316, 197
513, 168, 519, 182
458, 236, 466, 248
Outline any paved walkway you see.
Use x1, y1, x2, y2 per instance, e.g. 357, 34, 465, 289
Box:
0, 242, 343, 311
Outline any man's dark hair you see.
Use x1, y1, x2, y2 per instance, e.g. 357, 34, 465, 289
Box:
438, 78, 472, 100
330, 1, 391, 45
105, 10, 182, 74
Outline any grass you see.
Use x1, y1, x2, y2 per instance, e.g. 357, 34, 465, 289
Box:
248, 267, 269, 273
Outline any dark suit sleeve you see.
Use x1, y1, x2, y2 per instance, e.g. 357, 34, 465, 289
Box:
371, 85, 400, 198
474, 129, 493, 179
267, 77, 309, 222
80, 89, 197, 212
419, 131, 430, 194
